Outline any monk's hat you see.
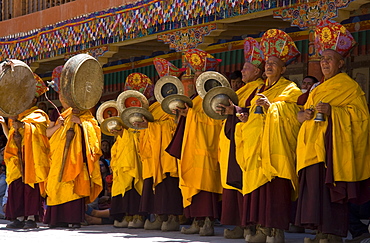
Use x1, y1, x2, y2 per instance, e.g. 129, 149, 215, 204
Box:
154, 75, 184, 103
96, 100, 119, 124
124, 73, 154, 100
153, 57, 186, 78
116, 90, 149, 113
260, 29, 300, 65
184, 49, 222, 72
244, 37, 265, 68
101, 117, 126, 137
314, 20, 356, 57
49, 65, 63, 93
120, 106, 154, 130
33, 73, 48, 97
196, 71, 230, 99
202, 86, 238, 120
161, 94, 193, 115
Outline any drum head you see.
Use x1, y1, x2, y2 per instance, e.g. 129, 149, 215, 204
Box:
0, 60, 36, 116
61, 54, 103, 110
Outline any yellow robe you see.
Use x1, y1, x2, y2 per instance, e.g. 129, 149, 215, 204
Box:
139, 102, 178, 189
5, 107, 50, 196
46, 108, 102, 206
111, 128, 143, 197
180, 95, 223, 207
235, 77, 302, 197
219, 79, 264, 192
297, 73, 370, 182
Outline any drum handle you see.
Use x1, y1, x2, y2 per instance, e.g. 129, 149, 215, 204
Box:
44, 88, 61, 117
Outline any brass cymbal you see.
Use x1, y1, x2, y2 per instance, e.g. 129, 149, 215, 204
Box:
195, 71, 230, 99
120, 106, 154, 130
161, 94, 193, 115
116, 90, 149, 113
202, 86, 238, 120
96, 100, 119, 124
154, 75, 184, 103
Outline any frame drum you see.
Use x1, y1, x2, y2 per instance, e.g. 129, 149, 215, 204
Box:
0, 60, 36, 117
60, 54, 103, 110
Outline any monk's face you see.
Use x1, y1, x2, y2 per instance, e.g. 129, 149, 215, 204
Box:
320, 49, 344, 80
241, 62, 259, 84
264, 56, 286, 80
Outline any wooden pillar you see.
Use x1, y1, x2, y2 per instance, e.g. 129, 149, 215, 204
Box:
307, 26, 323, 81
181, 52, 195, 97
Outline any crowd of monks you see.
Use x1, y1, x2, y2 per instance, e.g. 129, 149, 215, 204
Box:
2, 19, 370, 243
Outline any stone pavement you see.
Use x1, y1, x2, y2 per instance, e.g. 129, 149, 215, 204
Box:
0, 219, 350, 243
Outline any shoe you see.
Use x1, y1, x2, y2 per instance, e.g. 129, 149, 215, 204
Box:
161, 215, 180, 232
246, 225, 269, 243
23, 220, 38, 229
304, 232, 329, 243
199, 217, 214, 236
113, 217, 129, 228
6, 219, 25, 229
266, 228, 285, 243
144, 215, 162, 230
345, 233, 370, 243
127, 215, 144, 229
224, 226, 244, 239
181, 218, 204, 234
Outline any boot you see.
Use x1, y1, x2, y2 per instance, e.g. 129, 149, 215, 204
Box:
161, 215, 180, 232
181, 218, 204, 234
113, 216, 129, 228
266, 228, 285, 243
244, 225, 257, 239
319, 234, 343, 243
128, 215, 144, 229
199, 217, 214, 236
144, 214, 162, 230
246, 225, 270, 243
224, 225, 244, 239
304, 232, 329, 243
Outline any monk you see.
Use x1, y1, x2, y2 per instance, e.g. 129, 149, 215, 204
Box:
235, 29, 302, 242
216, 37, 265, 239
4, 74, 50, 229
44, 93, 102, 228
295, 20, 370, 243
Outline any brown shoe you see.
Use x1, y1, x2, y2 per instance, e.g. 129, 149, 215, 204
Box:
246, 225, 269, 243
304, 232, 329, 243
144, 215, 162, 230
224, 225, 244, 239
113, 217, 129, 228
266, 228, 285, 243
128, 215, 144, 229
181, 218, 204, 234
161, 215, 180, 232
319, 234, 343, 243
199, 217, 214, 236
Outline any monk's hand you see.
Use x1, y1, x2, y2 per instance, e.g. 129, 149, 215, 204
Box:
0, 116, 5, 125
316, 102, 331, 116
302, 109, 315, 121
71, 115, 82, 124
132, 116, 148, 129
216, 99, 235, 116
237, 112, 249, 123
174, 103, 189, 117
57, 116, 65, 127
256, 94, 271, 110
